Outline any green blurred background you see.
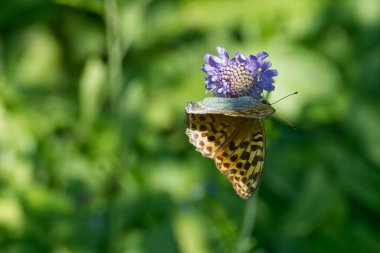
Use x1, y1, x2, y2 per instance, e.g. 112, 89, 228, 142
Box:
1, 0, 380, 252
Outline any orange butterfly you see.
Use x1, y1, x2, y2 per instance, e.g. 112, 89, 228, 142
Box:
185, 96, 274, 199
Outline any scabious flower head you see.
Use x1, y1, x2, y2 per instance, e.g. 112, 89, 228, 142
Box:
201, 46, 278, 98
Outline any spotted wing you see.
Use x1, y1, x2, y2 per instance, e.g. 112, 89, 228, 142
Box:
185, 113, 239, 158
214, 118, 265, 199
185, 112, 266, 199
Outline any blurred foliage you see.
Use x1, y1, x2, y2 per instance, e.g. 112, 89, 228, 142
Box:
0, 0, 380, 252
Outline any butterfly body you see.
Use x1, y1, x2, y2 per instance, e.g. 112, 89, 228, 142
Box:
185, 96, 274, 199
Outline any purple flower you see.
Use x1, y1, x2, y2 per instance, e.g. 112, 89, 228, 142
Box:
201, 46, 278, 98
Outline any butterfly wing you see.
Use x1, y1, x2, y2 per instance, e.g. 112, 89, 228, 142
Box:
186, 112, 266, 199
185, 113, 240, 158
214, 118, 265, 199
186, 96, 275, 119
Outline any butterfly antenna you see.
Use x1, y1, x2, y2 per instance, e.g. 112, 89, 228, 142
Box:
269, 91, 298, 105
274, 114, 296, 130
268, 91, 298, 129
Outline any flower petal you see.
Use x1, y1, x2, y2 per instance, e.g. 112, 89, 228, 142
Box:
201, 64, 216, 74
263, 69, 278, 78
260, 77, 275, 91
235, 51, 247, 63
204, 54, 211, 62
249, 55, 258, 63
259, 61, 272, 71
217, 46, 229, 63
256, 51, 269, 61
208, 56, 221, 67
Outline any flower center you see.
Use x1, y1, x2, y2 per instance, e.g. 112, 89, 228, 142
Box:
220, 64, 255, 96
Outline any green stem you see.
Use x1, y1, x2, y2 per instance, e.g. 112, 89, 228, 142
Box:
236, 193, 258, 253
105, 0, 123, 109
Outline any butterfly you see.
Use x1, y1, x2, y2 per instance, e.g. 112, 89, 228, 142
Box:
185, 96, 275, 199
